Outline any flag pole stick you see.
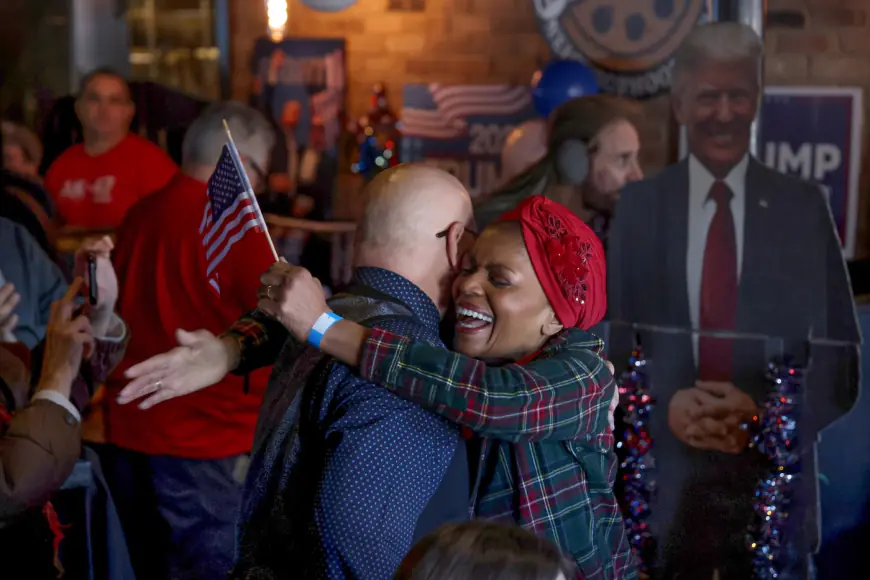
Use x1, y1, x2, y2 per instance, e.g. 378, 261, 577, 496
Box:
222, 119, 280, 262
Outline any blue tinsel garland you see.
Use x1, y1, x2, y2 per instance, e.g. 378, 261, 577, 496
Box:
616, 347, 656, 574
747, 358, 803, 579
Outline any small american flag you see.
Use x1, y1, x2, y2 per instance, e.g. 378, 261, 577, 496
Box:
199, 143, 268, 295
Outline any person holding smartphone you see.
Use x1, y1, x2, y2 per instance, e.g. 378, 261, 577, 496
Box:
1, 279, 95, 519
0, 277, 129, 577
0, 233, 128, 577
0, 229, 127, 506
0, 216, 122, 347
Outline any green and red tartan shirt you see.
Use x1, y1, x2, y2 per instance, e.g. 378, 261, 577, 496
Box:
223, 312, 636, 579
359, 326, 636, 580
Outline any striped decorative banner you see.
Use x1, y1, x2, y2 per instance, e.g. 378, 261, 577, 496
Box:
400, 84, 535, 198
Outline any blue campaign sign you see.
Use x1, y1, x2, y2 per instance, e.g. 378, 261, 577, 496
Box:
760, 87, 863, 258
251, 37, 346, 154
400, 84, 536, 198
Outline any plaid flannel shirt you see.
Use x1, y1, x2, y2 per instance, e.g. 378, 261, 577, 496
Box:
360, 326, 637, 580
221, 309, 288, 376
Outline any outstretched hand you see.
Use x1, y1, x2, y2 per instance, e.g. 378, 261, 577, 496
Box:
257, 263, 329, 342
119, 329, 237, 409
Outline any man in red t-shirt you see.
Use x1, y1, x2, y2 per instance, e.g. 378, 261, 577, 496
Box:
44, 68, 178, 229
102, 102, 275, 580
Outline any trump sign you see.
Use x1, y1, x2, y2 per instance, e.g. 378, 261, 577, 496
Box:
681, 86, 863, 259
760, 87, 863, 259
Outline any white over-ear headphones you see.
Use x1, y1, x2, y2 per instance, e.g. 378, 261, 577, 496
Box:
555, 139, 590, 186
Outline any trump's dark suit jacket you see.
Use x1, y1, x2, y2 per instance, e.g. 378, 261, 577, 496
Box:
606, 156, 861, 572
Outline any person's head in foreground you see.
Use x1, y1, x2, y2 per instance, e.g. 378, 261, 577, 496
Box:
479, 95, 643, 227
394, 520, 577, 580
455, 194, 605, 362
672, 21, 762, 178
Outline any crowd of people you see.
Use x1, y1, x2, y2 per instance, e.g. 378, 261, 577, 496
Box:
0, 60, 638, 578
0, 19, 856, 580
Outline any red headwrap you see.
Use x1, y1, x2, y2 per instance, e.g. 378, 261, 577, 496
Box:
497, 195, 606, 330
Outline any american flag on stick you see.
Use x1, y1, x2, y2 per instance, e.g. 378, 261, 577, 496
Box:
199, 120, 278, 294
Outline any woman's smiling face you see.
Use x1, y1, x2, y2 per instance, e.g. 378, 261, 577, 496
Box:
452, 222, 562, 362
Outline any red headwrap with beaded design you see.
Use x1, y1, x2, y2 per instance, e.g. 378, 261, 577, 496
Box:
497, 195, 606, 330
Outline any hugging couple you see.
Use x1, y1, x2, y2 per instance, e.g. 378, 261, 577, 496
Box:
120, 164, 634, 580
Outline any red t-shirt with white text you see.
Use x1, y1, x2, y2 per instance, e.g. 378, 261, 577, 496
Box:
44, 134, 178, 228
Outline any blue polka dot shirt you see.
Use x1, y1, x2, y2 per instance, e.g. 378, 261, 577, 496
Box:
238, 267, 465, 579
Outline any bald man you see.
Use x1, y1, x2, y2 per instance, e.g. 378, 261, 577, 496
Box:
117, 164, 476, 579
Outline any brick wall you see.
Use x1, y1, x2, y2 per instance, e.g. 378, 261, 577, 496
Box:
231, 0, 870, 255
231, 0, 549, 114
766, 0, 870, 256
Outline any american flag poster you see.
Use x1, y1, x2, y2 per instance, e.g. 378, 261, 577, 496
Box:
251, 37, 346, 155
400, 84, 535, 198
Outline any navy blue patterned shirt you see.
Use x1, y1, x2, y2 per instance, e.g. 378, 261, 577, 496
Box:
236, 267, 467, 579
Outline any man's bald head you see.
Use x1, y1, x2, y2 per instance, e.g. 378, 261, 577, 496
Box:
358, 164, 473, 249
355, 164, 475, 315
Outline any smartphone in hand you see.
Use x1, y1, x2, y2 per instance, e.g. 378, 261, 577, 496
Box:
87, 253, 98, 306
73, 253, 98, 318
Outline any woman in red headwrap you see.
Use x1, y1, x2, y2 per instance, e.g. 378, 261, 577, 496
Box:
265, 195, 636, 579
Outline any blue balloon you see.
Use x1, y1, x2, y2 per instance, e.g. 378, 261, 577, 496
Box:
532, 60, 600, 118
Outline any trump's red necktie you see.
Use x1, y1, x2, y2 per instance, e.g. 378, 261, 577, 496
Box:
698, 181, 737, 381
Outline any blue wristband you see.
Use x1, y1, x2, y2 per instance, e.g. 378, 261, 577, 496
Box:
308, 311, 342, 349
